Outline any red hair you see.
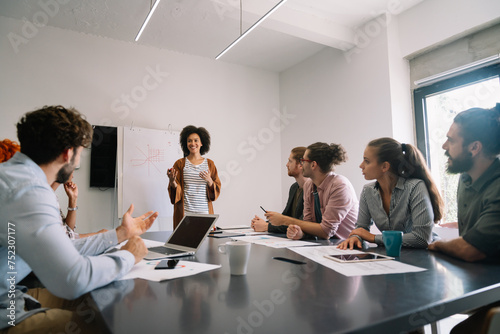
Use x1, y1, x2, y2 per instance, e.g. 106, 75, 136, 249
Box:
0, 139, 21, 163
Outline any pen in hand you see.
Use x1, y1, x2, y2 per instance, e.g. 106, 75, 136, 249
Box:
260, 206, 267, 213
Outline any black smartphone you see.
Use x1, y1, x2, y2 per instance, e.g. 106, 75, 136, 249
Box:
154, 259, 179, 270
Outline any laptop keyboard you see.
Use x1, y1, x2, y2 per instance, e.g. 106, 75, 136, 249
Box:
148, 246, 186, 255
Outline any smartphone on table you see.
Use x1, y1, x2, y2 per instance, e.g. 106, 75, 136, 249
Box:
154, 259, 179, 270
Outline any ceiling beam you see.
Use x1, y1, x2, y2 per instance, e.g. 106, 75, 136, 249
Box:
215, 1, 356, 50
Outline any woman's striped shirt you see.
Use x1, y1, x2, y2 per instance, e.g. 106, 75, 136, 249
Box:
183, 158, 209, 214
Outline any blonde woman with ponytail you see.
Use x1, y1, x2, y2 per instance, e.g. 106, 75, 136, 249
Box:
338, 137, 444, 250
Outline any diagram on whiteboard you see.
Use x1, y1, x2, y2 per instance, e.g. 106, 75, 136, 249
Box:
121, 127, 182, 223
130, 144, 166, 176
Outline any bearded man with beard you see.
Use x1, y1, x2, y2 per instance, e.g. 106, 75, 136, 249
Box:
0, 105, 158, 333
251, 146, 307, 234
429, 104, 500, 261
429, 104, 500, 334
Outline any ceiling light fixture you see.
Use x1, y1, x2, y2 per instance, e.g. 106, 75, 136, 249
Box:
215, 0, 288, 60
135, 0, 161, 42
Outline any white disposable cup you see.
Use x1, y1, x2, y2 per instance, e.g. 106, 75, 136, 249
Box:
218, 241, 251, 275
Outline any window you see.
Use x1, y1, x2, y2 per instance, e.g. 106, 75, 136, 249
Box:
414, 63, 500, 222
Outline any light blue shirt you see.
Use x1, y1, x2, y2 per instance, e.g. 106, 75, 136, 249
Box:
356, 177, 437, 248
0, 152, 135, 329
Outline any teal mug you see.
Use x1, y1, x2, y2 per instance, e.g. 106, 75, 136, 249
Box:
382, 231, 403, 257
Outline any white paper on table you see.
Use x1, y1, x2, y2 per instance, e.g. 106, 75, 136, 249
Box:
226, 228, 270, 236
119, 260, 221, 282
231, 235, 317, 248
289, 246, 427, 277
115, 239, 221, 282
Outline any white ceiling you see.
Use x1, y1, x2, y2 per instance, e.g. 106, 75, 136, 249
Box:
0, 0, 425, 72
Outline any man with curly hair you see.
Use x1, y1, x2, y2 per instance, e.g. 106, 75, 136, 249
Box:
265, 142, 358, 240
0, 105, 158, 332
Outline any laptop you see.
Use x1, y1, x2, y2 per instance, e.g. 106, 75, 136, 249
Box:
144, 213, 219, 260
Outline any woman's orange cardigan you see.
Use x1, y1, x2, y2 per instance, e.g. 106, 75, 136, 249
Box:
168, 157, 221, 229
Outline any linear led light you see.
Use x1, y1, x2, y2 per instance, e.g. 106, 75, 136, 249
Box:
414, 54, 500, 87
215, 0, 288, 60
135, 0, 161, 42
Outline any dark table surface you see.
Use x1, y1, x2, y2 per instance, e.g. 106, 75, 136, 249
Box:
91, 231, 500, 334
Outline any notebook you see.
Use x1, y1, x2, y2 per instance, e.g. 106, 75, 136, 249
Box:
144, 213, 219, 260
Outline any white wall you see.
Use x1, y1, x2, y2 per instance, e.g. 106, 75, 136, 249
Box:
278, 0, 500, 204
0, 16, 283, 232
386, 14, 413, 144
279, 19, 396, 202
398, 0, 500, 58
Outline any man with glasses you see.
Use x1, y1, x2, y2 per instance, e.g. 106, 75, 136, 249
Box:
265, 142, 358, 240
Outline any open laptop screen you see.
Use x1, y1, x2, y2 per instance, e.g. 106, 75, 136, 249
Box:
168, 215, 216, 249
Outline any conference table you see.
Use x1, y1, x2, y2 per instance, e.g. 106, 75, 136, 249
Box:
91, 231, 500, 334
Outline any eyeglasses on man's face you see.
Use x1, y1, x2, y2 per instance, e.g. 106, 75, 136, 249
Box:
300, 158, 314, 164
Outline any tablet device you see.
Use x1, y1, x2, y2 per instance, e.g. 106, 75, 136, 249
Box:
324, 252, 394, 263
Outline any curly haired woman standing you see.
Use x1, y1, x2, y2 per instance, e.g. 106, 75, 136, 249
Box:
167, 125, 221, 229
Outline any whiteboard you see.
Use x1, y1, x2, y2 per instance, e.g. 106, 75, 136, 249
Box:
118, 126, 182, 230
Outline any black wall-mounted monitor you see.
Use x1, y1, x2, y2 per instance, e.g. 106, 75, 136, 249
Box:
90, 125, 117, 188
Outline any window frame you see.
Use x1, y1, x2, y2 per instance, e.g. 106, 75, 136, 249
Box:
413, 62, 500, 166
